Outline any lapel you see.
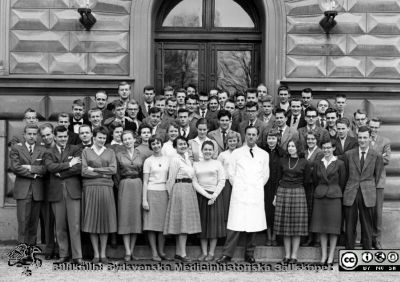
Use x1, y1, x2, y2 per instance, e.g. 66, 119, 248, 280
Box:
31, 144, 42, 161
20, 143, 32, 160
213, 129, 224, 149
362, 150, 373, 173
319, 160, 329, 182
281, 127, 289, 145
353, 149, 361, 173
325, 160, 337, 179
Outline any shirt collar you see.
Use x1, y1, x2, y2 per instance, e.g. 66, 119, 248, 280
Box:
25, 142, 34, 150
322, 156, 337, 167
359, 146, 369, 157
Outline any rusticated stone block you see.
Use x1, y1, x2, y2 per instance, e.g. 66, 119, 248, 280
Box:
379, 124, 400, 149
0, 97, 46, 120
10, 30, 69, 52
70, 0, 131, 14
348, 0, 400, 12
368, 13, 400, 34
10, 9, 50, 30
347, 35, 400, 56
48, 96, 85, 120
287, 34, 346, 55
49, 53, 88, 74
285, 0, 346, 15
10, 52, 48, 74
287, 13, 366, 34
70, 31, 129, 52
366, 57, 400, 78
89, 13, 130, 31
11, 0, 69, 8
369, 99, 400, 124
387, 152, 400, 176
327, 56, 366, 77
286, 55, 326, 77
88, 53, 129, 75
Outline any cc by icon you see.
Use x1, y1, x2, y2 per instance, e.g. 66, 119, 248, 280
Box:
341, 252, 358, 270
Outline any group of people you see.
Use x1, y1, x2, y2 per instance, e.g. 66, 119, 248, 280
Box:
9, 82, 390, 266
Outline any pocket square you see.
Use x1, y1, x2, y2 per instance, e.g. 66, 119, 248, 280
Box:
36, 159, 42, 161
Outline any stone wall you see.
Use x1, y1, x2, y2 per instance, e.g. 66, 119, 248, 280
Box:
9, 0, 132, 75
285, 0, 400, 79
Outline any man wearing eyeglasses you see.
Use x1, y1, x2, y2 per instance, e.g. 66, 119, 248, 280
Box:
352, 109, 368, 136
298, 107, 330, 150
238, 102, 268, 145
92, 90, 113, 122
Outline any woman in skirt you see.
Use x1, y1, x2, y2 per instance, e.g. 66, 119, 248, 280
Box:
217, 131, 240, 224
311, 139, 346, 266
143, 135, 171, 261
136, 124, 153, 160
81, 126, 117, 264
274, 139, 311, 264
263, 129, 285, 246
193, 141, 226, 261
163, 136, 201, 262
115, 130, 145, 261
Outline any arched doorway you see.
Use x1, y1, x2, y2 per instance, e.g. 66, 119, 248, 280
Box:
154, 0, 262, 94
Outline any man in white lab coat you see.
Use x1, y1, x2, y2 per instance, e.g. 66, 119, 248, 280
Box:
216, 126, 269, 263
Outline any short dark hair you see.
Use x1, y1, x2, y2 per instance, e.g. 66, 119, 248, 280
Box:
325, 108, 338, 117
163, 85, 174, 92
148, 135, 164, 150
24, 124, 39, 133
196, 118, 208, 129
353, 109, 367, 118
121, 130, 136, 140
287, 139, 305, 158
305, 107, 317, 116
275, 108, 287, 116
57, 112, 70, 120
166, 97, 177, 105
235, 92, 245, 99
167, 122, 179, 132
93, 126, 108, 137
177, 108, 189, 116
244, 125, 259, 135
301, 88, 312, 94
138, 123, 152, 135
246, 101, 258, 110
143, 85, 155, 92
336, 117, 351, 127
358, 125, 371, 136
245, 88, 257, 97
199, 91, 208, 98
118, 81, 131, 89
290, 98, 302, 106
186, 94, 199, 102
201, 140, 214, 150
278, 85, 290, 95
321, 139, 336, 148
148, 107, 162, 115
112, 100, 125, 108
173, 135, 188, 148
72, 99, 85, 108
39, 123, 54, 133
217, 109, 232, 120
109, 121, 124, 133
54, 125, 68, 136
335, 94, 347, 100
266, 128, 280, 138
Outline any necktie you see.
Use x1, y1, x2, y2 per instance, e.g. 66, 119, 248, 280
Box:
293, 116, 297, 124
279, 129, 283, 137
182, 128, 187, 137
202, 110, 205, 118
29, 145, 33, 156
321, 119, 326, 128
250, 122, 254, 127
250, 148, 254, 158
60, 146, 64, 155
360, 151, 365, 170
221, 129, 227, 150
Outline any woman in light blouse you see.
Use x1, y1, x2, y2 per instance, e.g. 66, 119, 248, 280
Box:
143, 135, 171, 261
161, 122, 180, 158
163, 136, 201, 262
81, 126, 117, 264
188, 118, 218, 162
217, 131, 240, 224
193, 141, 225, 261
115, 130, 144, 261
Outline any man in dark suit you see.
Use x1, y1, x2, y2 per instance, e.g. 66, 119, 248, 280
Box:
269, 108, 299, 151
57, 113, 81, 145
334, 117, 358, 160
93, 90, 113, 121
258, 95, 276, 129
9, 108, 41, 146
301, 88, 313, 114
208, 110, 242, 153
316, 99, 330, 129
10, 124, 46, 245
335, 94, 353, 120
68, 99, 90, 134
274, 85, 290, 113
286, 98, 306, 129
232, 92, 247, 132
138, 85, 156, 121
104, 100, 137, 133
369, 118, 391, 249
238, 101, 269, 144
185, 94, 202, 129
148, 107, 168, 142
343, 126, 383, 250
77, 124, 93, 149
44, 126, 83, 264
325, 108, 339, 140
298, 107, 330, 150
117, 81, 132, 108
177, 108, 197, 139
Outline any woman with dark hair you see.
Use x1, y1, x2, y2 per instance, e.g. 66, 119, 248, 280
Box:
193, 141, 225, 261
163, 136, 201, 262
142, 135, 171, 261
136, 124, 153, 159
263, 129, 285, 246
81, 126, 117, 264
188, 118, 218, 162
311, 140, 346, 266
115, 130, 144, 261
106, 121, 124, 152
161, 122, 180, 158
274, 139, 311, 264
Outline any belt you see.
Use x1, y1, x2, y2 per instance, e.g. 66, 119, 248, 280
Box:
175, 178, 192, 183
121, 175, 141, 180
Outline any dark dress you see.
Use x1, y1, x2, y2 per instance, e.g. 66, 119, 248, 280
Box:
274, 157, 311, 236
310, 158, 346, 235
264, 146, 285, 229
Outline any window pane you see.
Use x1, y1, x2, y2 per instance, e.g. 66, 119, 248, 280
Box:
214, 0, 254, 28
164, 50, 198, 89
217, 50, 251, 95
162, 0, 202, 27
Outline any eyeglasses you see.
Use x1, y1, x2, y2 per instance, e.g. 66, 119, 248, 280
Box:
322, 147, 332, 150
246, 110, 257, 113
355, 118, 366, 121
306, 115, 317, 118
199, 100, 208, 103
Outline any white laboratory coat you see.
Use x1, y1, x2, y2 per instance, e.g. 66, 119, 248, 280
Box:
227, 144, 269, 232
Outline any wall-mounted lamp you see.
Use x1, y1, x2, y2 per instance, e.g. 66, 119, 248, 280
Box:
318, 0, 344, 34
77, 8, 96, 31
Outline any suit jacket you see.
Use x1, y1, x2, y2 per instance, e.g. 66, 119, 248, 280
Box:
104, 116, 137, 132
286, 112, 307, 129
207, 128, 242, 154
138, 101, 155, 121
10, 143, 47, 201
179, 126, 198, 140
238, 118, 269, 146
305, 147, 324, 163
334, 135, 358, 160
67, 131, 81, 146
313, 158, 346, 198
68, 115, 90, 133
343, 148, 384, 207
298, 126, 330, 150
370, 135, 391, 188
275, 126, 299, 151
188, 138, 219, 162
44, 145, 82, 202
153, 126, 168, 142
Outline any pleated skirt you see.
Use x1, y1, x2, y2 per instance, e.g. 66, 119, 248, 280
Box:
163, 183, 201, 235
82, 185, 117, 234
274, 186, 308, 236
118, 178, 142, 234
310, 197, 342, 235
143, 190, 168, 232
221, 180, 232, 223
197, 192, 226, 239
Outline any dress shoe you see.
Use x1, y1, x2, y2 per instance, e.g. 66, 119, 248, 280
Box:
55, 257, 69, 263
197, 254, 207, 261
159, 254, 173, 261
131, 255, 139, 261
44, 254, 52, 260
174, 255, 192, 262
373, 241, 382, 250
91, 257, 100, 264
289, 258, 298, 264
72, 258, 83, 265
271, 240, 278, 246
100, 257, 109, 264
244, 255, 256, 264
265, 240, 272, 246
281, 258, 290, 264
152, 256, 162, 262
52, 253, 60, 260
205, 254, 215, 262
216, 255, 231, 263
123, 255, 131, 262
